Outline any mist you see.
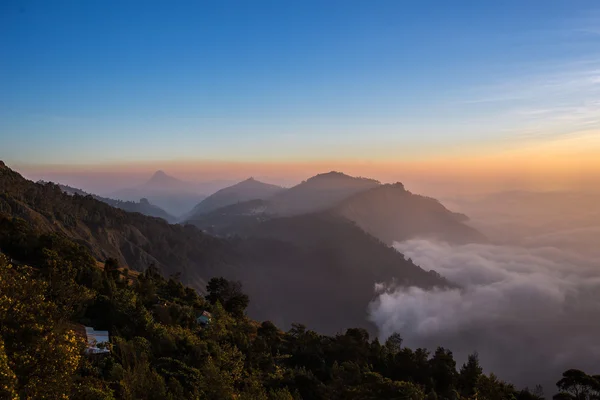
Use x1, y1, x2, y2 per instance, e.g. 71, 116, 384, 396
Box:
369, 239, 600, 390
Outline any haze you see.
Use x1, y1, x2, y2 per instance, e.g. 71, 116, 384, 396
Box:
1, 0, 600, 395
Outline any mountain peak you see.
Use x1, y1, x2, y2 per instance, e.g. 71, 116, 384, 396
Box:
310, 171, 350, 180
0, 161, 6, 169
145, 170, 183, 187
150, 170, 169, 180
306, 171, 380, 185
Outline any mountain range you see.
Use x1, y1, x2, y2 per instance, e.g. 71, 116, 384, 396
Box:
0, 161, 481, 333
109, 170, 235, 217
186, 171, 485, 245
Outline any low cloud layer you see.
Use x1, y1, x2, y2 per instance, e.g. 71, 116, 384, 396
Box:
369, 240, 600, 391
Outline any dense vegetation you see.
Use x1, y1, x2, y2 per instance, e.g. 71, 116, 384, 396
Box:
1, 217, 598, 399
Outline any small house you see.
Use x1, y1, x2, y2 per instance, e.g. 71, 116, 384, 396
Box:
197, 310, 212, 327
84, 327, 110, 354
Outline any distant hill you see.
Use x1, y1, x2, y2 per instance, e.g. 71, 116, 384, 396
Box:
335, 182, 487, 244
187, 173, 485, 246
186, 199, 270, 236
184, 177, 284, 220
267, 171, 380, 215
49, 182, 176, 223
110, 170, 208, 217
0, 161, 448, 334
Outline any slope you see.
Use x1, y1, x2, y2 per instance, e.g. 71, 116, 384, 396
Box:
185, 177, 283, 219
54, 182, 176, 222
335, 183, 486, 244
267, 171, 380, 215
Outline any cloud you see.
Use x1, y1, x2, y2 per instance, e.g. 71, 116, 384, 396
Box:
368, 240, 600, 390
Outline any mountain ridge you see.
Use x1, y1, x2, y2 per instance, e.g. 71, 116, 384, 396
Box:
184, 177, 284, 220
0, 161, 449, 333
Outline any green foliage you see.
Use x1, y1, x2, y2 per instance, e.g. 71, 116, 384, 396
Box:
206, 277, 250, 317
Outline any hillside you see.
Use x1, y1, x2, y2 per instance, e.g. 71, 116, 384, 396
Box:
184, 177, 283, 220
267, 171, 380, 215
54, 182, 177, 223
186, 199, 270, 236
232, 211, 449, 332
0, 163, 232, 291
1, 239, 567, 400
0, 161, 448, 334
336, 183, 487, 244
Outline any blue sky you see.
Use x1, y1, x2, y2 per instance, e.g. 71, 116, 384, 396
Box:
1, 0, 600, 166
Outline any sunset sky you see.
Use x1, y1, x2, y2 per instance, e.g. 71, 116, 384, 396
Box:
2, 1, 600, 194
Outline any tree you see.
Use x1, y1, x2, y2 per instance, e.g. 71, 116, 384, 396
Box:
458, 352, 483, 398
555, 369, 599, 400
0, 336, 18, 400
385, 332, 404, 355
206, 277, 249, 317
429, 347, 457, 398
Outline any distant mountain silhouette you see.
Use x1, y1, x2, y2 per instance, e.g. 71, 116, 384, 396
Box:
335, 183, 487, 244
267, 171, 380, 215
0, 162, 448, 334
110, 170, 207, 217
51, 182, 176, 223
143, 170, 190, 191
184, 177, 284, 220
187, 172, 484, 245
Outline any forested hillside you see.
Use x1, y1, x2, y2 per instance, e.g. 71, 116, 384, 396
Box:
0, 225, 596, 399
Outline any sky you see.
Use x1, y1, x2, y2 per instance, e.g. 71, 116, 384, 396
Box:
1, 0, 600, 193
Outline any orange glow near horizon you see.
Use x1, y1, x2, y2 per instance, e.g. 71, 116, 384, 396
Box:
12, 130, 600, 196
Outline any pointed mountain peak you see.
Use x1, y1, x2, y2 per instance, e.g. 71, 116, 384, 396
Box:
146, 170, 179, 184
0, 160, 6, 169
150, 170, 169, 180
143, 170, 187, 190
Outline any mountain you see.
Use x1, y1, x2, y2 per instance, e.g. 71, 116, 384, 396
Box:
110, 170, 207, 217
143, 169, 187, 190
186, 199, 270, 236
0, 161, 448, 334
267, 171, 380, 215
51, 182, 176, 223
230, 211, 448, 331
335, 182, 487, 244
187, 173, 485, 246
184, 177, 284, 220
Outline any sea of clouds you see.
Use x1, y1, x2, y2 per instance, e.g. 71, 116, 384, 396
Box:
369, 239, 600, 391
